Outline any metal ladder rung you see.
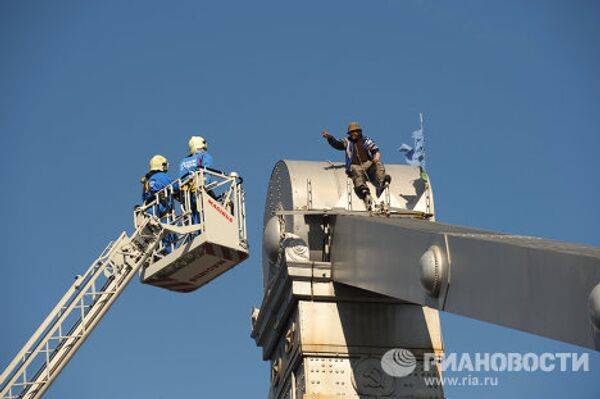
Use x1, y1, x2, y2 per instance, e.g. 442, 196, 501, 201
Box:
0, 222, 166, 399
12, 380, 46, 387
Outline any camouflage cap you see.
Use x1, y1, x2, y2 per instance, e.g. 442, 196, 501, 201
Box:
347, 121, 362, 134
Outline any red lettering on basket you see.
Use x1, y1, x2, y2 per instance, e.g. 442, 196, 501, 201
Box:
208, 198, 233, 222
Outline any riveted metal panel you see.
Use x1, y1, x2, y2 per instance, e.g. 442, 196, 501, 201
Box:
332, 215, 600, 350
297, 301, 443, 355
258, 161, 445, 399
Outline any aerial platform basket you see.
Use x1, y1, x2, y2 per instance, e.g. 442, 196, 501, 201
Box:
134, 168, 249, 293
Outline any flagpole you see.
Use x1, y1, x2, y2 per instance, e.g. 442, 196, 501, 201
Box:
418, 112, 431, 214
419, 112, 425, 170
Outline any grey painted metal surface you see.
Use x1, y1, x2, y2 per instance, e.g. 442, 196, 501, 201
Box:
331, 215, 600, 351
262, 160, 433, 288
252, 248, 445, 398
258, 158, 600, 399
256, 160, 444, 398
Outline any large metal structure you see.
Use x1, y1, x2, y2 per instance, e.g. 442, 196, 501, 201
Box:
252, 160, 600, 399
0, 169, 248, 399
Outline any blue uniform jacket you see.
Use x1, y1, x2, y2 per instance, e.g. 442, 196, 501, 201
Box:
179, 152, 214, 186
142, 171, 175, 216
142, 171, 173, 201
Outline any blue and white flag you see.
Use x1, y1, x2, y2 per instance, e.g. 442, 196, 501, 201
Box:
398, 113, 426, 168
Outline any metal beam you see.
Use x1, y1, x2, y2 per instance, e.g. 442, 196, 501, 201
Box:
331, 215, 600, 351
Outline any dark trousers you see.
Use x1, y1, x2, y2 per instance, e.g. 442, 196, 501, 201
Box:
349, 160, 386, 198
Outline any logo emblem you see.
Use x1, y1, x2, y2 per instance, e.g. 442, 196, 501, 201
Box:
381, 348, 417, 378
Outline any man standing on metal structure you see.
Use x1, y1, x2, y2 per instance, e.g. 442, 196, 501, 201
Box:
179, 136, 214, 225
322, 122, 391, 209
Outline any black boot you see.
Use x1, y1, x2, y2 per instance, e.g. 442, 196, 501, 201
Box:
376, 175, 392, 197
355, 185, 373, 210
354, 184, 370, 199
359, 187, 373, 210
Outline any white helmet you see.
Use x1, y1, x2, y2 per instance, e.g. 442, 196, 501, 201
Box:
188, 136, 208, 154
149, 154, 169, 172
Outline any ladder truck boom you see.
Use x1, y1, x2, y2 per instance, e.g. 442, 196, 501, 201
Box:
0, 219, 163, 399
1, 169, 249, 399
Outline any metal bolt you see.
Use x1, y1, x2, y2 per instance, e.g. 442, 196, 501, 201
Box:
418, 245, 445, 297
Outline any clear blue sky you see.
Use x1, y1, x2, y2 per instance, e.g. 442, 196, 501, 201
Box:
1, 1, 599, 398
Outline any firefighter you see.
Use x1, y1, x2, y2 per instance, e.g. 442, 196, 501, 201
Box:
180, 136, 213, 178
141, 154, 176, 251
179, 136, 214, 225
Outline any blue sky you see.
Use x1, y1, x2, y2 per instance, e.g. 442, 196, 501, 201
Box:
1, 1, 599, 398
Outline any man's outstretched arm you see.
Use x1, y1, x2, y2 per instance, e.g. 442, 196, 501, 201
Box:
322, 131, 345, 150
